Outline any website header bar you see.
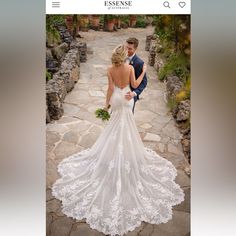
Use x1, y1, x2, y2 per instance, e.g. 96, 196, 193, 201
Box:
46, 0, 191, 14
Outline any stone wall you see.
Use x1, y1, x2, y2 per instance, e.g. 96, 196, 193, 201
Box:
46, 21, 88, 123
46, 77, 67, 121
46, 41, 87, 123
55, 23, 73, 45
146, 35, 191, 163
146, 34, 164, 72
166, 76, 191, 162
77, 42, 87, 62
147, 35, 157, 66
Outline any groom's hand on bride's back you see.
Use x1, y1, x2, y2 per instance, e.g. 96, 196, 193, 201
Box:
125, 91, 135, 101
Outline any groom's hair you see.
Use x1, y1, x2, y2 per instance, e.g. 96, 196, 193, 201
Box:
126, 37, 139, 49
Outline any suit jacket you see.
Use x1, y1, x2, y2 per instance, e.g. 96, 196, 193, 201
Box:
129, 54, 148, 102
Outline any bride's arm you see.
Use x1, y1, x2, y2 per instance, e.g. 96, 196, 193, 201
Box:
105, 68, 114, 109
130, 64, 147, 88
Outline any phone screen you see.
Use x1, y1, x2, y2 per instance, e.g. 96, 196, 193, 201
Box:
46, 1, 191, 236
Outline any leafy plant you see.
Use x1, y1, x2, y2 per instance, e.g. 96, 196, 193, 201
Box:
136, 16, 147, 28
79, 15, 89, 27
176, 76, 191, 101
159, 54, 190, 82
95, 108, 111, 121
46, 15, 63, 45
107, 15, 115, 21
46, 69, 52, 82
154, 15, 190, 56
167, 97, 178, 111
120, 15, 129, 25
100, 15, 105, 25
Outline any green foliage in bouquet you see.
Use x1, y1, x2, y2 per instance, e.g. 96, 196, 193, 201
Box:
95, 108, 110, 121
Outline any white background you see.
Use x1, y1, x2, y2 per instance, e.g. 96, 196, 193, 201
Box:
46, 0, 191, 14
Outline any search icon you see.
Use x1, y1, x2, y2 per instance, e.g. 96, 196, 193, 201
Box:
163, 1, 170, 8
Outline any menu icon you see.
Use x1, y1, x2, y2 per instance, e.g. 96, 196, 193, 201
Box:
52, 1, 60, 8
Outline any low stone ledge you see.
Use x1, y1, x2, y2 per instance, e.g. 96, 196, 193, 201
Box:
46, 43, 81, 122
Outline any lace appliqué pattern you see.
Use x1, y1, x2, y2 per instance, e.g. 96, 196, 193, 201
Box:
51, 86, 185, 236
52, 146, 185, 236
108, 159, 115, 171
125, 161, 131, 174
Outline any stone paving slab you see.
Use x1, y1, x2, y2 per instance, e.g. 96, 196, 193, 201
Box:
46, 27, 190, 236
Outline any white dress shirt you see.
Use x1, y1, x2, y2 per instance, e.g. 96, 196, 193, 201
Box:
128, 53, 135, 62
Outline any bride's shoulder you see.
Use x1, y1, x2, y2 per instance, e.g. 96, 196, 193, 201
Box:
107, 65, 113, 70
127, 64, 134, 71
107, 64, 115, 72
124, 64, 132, 70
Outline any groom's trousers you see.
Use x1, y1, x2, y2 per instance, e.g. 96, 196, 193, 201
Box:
132, 102, 135, 114
132, 97, 138, 114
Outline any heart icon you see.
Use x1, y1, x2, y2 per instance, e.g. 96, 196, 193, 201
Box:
179, 1, 186, 8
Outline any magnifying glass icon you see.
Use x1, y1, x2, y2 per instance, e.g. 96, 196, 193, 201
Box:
163, 1, 170, 8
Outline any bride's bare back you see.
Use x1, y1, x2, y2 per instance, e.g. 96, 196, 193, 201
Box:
108, 64, 130, 89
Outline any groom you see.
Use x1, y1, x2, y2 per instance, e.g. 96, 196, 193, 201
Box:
125, 37, 148, 113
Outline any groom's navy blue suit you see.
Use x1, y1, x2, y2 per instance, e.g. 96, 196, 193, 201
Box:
129, 54, 148, 113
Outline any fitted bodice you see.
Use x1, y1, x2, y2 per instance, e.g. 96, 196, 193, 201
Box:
110, 84, 134, 111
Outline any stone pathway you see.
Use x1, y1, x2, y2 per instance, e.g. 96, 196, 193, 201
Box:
46, 26, 190, 236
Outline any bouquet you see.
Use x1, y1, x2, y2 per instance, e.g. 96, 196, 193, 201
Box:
95, 105, 111, 121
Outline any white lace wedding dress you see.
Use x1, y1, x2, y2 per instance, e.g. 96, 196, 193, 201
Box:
52, 84, 185, 236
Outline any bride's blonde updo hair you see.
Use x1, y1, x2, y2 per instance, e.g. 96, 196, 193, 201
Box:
111, 44, 127, 66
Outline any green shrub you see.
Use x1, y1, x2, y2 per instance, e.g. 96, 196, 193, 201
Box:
120, 15, 129, 25
136, 16, 147, 28
46, 15, 63, 45
46, 69, 52, 82
100, 15, 104, 25
159, 54, 190, 82
167, 97, 178, 111
175, 66, 189, 81
46, 30, 61, 45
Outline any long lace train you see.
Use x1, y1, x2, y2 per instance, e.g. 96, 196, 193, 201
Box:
52, 85, 185, 236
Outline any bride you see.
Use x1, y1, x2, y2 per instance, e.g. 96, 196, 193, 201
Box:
52, 44, 185, 236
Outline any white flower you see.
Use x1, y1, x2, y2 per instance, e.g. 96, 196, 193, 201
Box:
118, 143, 123, 155
125, 161, 131, 173
137, 181, 144, 191
116, 179, 121, 195
92, 178, 100, 188
108, 160, 115, 171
